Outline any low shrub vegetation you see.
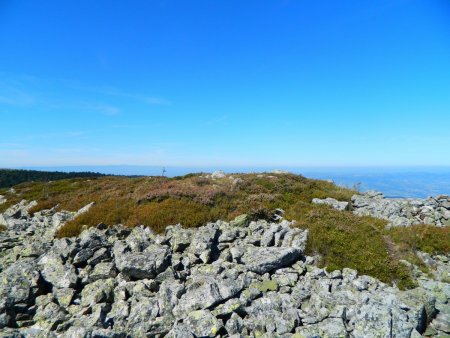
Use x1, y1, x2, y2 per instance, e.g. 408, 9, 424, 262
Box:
386, 224, 450, 273
387, 224, 449, 255
2, 172, 449, 289
286, 202, 417, 289
127, 198, 214, 232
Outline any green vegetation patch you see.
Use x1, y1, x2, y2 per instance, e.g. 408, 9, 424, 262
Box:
387, 224, 449, 255
386, 224, 450, 272
286, 203, 417, 289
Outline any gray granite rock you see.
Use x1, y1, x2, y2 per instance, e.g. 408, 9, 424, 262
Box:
0, 199, 447, 337
314, 191, 450, 228
312, 197, 349, 211
39, 254, 78, 289
115, 244, 170, 279
240, 245, 302, 274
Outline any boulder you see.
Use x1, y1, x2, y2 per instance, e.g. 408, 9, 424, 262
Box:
312, 197, 349, 211
115, 244, 170, 279
81, 279, 115, 308
240, 245, 302, 274
295, 318, 347, 337
230, 214, 250, 227
0, 260, 41, 328
53, 288, 75, 308
126, 297, 160, 334
174, 274, 244, 316
211, 170, 226, 179
187, 226, 219, 263
170, 226, 193, 253
184, 310, 223, 337
39, 254, 78, 289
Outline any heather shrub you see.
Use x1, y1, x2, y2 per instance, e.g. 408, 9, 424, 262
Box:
126, 198, 214, 233
387, 225, 450, 256
144, 178, 230, 205
56, 199, 134, 237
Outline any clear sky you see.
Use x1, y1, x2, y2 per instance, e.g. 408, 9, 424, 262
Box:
1, 0, 449, 167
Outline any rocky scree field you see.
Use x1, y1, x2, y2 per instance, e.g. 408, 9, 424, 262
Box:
0, 212, 448, 337
0, 172, 449, 337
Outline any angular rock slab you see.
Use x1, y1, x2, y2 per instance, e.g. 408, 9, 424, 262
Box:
184, 310, 223, 338
115, 245, 170, 279
312, 197, 349, 211
174, 274, 244, 316
39, 254, 78, 289
240, 245, 302, 274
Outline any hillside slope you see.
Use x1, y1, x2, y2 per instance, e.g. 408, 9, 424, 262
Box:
1, 172, 449, 289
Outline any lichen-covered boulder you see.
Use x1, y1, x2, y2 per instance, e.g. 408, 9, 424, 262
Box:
81, 278, 115, 307
174, 274, 245, 317
312, 197, 349, 211
39, 254, 78, 289
240, 245, 302, 274
184, 310, 223, 338
115, 244, 170, 279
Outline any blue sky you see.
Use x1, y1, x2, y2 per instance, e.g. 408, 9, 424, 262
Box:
1, 0, 449, 167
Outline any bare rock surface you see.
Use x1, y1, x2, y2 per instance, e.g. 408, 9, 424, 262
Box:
312, 197, 349, 211
313, 191, 450, 227
0, 201, 448, 337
